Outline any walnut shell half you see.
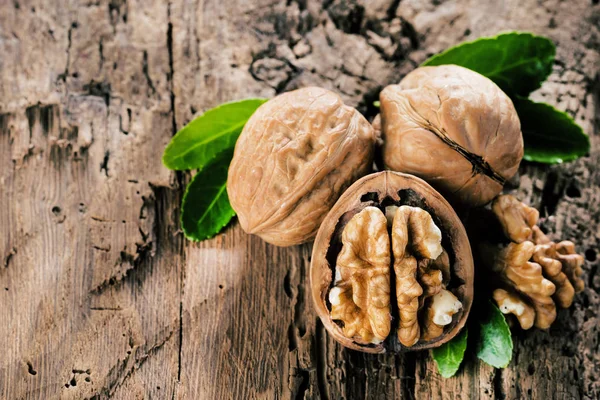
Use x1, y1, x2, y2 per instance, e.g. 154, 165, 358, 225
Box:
311, 171, 474, 353
228, 87, 376, 246
379, 65, 523, 208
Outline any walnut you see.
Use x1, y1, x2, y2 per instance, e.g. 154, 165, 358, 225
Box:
529, 228, 585, 294
555, 241, 585, 293
472, 194, 586, 329
492, 194, 539, 243
531, 225, 550, 245
328, 207, 391, 343
486, 241, 557, 329
418, 258, 444, 300
421, 289, 463, 341
378, 65, 523, 207
311, 171, 473, 353
418, 250, 453, 341
532, 243, 575, 308
228, 87, 376, 246
429, 289, 463, 326
493, 288, 535, 330
392, 206, 443, 346
393, 206, 443, 260
394, 255, 421, 346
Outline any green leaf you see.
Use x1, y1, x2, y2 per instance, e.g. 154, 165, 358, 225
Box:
162, 98, 267, 171
476, 301, 513, 368
515, 97, 590, 164
180, 149, 235, 241
422, 32, 555, 97
432, 328, 468, 378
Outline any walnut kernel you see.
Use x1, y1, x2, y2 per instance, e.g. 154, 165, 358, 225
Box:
473, 195, 586, 330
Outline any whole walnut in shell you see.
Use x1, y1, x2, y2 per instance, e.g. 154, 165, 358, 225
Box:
311, 171, 473, 353
379, 65, 523, 207
227, 87, 376, 246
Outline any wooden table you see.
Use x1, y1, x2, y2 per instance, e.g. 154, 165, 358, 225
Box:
1, 0, 598, 398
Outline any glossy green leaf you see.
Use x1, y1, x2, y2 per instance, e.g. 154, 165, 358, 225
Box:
181, 150, 235, 241
422, 32, 555, 97
162, 98, 267, 170
515, 97, 590, 164
432, 328, 468, 378
476, 301, 513, 368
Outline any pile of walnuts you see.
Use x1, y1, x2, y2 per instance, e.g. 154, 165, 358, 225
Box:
226, 65, 585, 353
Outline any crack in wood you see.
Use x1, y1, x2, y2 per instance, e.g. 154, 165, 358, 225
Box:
142, 50, 157, 96
92, 245, 111, 252
57, 24, 74, 82
3, 247, 16, 268
100, 150, 110, 177
83, 80, 112, 107
89, 242, 153, 295
98, 38, 104, 71
401, 353, 417, 400
315, 319, 330, 400
286, 248, 315, 398
119, 108, 132, 135
165, 5, 184, 395
167, 2, 177, 136
493, 368, 506, 400
89, 328, 176, 399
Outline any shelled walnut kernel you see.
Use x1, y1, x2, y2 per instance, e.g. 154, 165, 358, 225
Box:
328, 205, 462, 347
478, 195, 585, 329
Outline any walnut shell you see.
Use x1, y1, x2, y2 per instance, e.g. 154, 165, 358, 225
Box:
379, 65, 523, 207
227, 87, 376, 247
311, 171, 474, 353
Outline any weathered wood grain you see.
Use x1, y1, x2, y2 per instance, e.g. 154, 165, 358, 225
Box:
1, 1, 182, 398
1, 0, 598, 399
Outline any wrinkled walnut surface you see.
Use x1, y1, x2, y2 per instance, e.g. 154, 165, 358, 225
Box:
492, 194, 539, 243
329, 207, 391, 344
477, 195, 585, 329
379, 65, 523, 207
421, 289, 462, 341
493, 288, 535, 330
485, 241, 557, 329
392, 206, 445, 347
329, 203, 460, 348
228, 86, 375, 246
311, 171, 473, 353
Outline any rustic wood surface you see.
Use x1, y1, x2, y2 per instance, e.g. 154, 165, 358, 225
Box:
1, 0, 598, 399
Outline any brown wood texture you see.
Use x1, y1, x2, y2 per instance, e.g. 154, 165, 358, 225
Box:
0, 0, 598, 399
